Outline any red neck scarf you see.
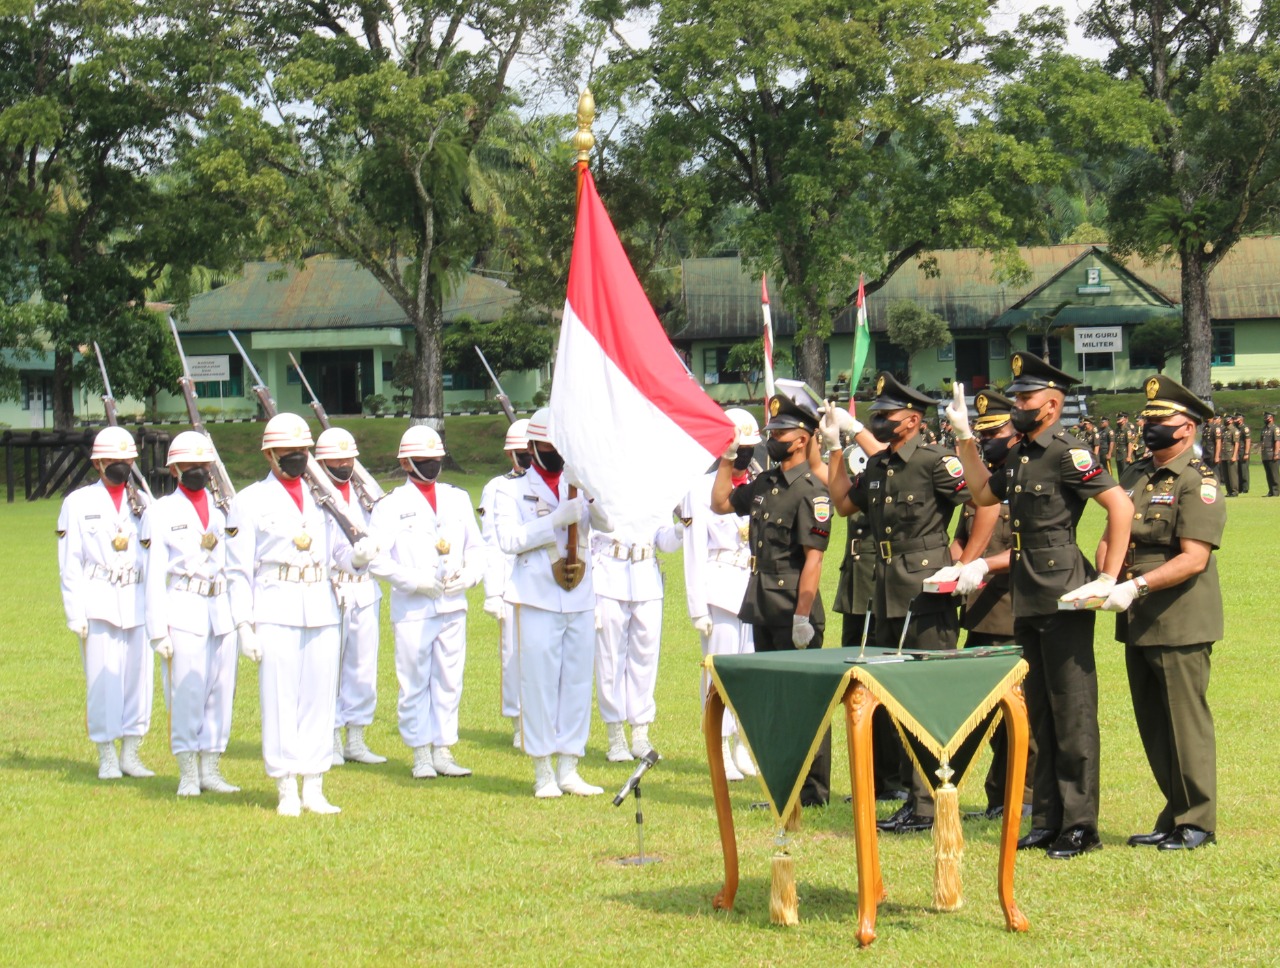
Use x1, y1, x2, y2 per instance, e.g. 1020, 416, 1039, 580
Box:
179, 483, 210, 530
335, 480, 351, 504
104, 480, 126, 512
410, 477, 438, 512
275, 472, 305, 512
532, 463, 562, 496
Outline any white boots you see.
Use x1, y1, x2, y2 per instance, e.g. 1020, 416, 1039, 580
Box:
344, 725, 387, 764
432, 747, 472, 777
301, 774, 340, 814
606, 722, 634, 762
721, 738, 744, 782
629, 724, 653, 759
733, 736, 758, 777
119, 736, 155, 777
511, 715, 522, 749
532, 756, 561, 798
199, 752, 240, 793
332, 728, 346, 765
277, 775, 301, 817
176, 752, 201, 796
556, 755, 603, 796
412, 745, 437, 779
97, 741, 122, 780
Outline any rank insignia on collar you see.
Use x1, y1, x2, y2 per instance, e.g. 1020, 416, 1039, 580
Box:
225, 527, 238, 537
140, 538, 151, 549
56, 529, 66, 538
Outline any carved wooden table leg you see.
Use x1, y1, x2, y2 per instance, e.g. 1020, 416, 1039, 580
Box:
704, 688, 738, 912
997, 684, 1031, 933
844, 683, 883, 947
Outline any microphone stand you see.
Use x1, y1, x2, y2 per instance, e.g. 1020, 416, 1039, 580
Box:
615, 751, 662, 866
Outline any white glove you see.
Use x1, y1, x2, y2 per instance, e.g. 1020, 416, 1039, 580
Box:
955, 558, 989, 596
237, 624, 262, 663
563, 464, 585, 489
923, 563, 963, 586
68, 620, 87, 639
550, 496, 584, 528
483, 596, 504, 620
819, 401, 844, 451
151, 636, 174, 659
946, 382, 973, 442
721, 425, 743, 461
351, 536, 379, 569
792, 614, 815, 648
1102, 579, 1141, 612
1060, 573, 1117, 603
416, 573, 444, 599
692, 615, 714, 637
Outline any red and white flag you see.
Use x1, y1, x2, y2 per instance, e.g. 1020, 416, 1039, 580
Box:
761, 274, 776, 403
551, 170, 735, 530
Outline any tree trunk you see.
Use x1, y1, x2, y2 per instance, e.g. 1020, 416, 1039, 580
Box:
796, 330, 826, 394
52, 349, 76, 430
1179, 253, 1213, 400
410, 302, 446, 433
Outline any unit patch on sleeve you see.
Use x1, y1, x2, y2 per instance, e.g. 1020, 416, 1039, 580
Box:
943, 456, 964, 478
1070, 449, 1094, 471
812, 496, 831, 523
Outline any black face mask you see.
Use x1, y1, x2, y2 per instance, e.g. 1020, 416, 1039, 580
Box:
514, 452, 533, 470
765, 436, 795, 462
276, 451, 309, 479
980, 435, 1014, 467
869, 413, 903, 444
532, 447, 564, 473
180, 467, 209, 491
326, 464, 354, 482
733, 446, 755, 471
103, 461, 131, 486
1010, 405, 1044, 435
1143, 422, 1184, 452
411, 458, 442, 482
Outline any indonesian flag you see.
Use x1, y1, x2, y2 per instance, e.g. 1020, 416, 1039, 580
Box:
761, 274, 776, 404
850, 273, 871, 413
551, 169, 735, 530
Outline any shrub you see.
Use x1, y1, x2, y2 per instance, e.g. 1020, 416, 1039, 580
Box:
363, 393, 387, 416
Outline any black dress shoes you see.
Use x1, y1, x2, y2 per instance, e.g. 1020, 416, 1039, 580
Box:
1127, 830, 1170, 847
1017, 827, 1059, 850
876, 803, 912, 831
887, 813, 934, 834
1157, 825, 1216, 851
1046, 825, 1102, 859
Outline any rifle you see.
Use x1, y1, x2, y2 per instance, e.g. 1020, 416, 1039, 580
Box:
287, 351, 385, 512
168, 318, 237, 511
474, 346, 518, 424
91, 341, 152, 517
227, 331, 368, 545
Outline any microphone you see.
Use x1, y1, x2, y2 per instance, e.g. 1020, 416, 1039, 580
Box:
612, 748, 660, 806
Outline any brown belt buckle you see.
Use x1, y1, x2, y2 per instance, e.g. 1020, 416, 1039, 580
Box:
1011, 532, 1022, 551
878, 540, 892, 560
748, 555, 758, 574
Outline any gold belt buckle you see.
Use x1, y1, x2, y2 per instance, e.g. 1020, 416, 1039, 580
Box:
1011, 532, 1022, 551
879, 540, 892, 560
749, 554, 758, 574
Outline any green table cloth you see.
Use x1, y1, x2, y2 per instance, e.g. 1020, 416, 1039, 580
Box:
707, 646, 1029, 822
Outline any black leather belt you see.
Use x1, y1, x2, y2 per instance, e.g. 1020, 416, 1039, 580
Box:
1010, 528, 1076, 551
877, 533, 948, 561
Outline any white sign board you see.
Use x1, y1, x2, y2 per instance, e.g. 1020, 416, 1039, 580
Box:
1073, 327, 1122, 354
188, 355, 231, 382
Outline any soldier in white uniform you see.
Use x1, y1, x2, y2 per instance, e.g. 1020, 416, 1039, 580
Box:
491, 408, 613, 798
227, 413, 368, 816
315, 427, 387, 767
141, 431, 238, 797
57, 426, 154, 780
368, 426, 484, 779
478, 419, 531, 746
682, 407, 760, 781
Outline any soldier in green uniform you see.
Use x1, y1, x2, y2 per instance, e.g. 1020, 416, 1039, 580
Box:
1261, 412, 1280, 496
1237, 415, 1251, 493
1223, 416, 1241, 496
947, 353, 1134, 860
1099, 375, 1223, 851
1097, 417, 1115, 477
1210, 415, 1226, 487
1115, 413, 1134, 477
712, 387, 832, 806
824, 373, 998, 833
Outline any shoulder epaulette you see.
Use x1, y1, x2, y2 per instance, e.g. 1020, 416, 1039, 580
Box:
1190, 459, 1216, 477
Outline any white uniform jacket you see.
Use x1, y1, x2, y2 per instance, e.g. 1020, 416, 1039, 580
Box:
57, 481, 147, 630
226, 474, 340, 629
327, 484, 382, 611
479, 469, 524, 600
591, 519, 682, 603
368, 481, 484, 623
141, 491, 234, 640
682, 472, 752, 618
491, 471, 611, 613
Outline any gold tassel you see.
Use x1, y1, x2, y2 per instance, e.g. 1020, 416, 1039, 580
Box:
769, 831, 799, 926
932, 758, 964, 912
784, 801, 802, 833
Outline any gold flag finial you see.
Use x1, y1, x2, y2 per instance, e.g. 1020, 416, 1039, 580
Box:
573, 89, 596, 163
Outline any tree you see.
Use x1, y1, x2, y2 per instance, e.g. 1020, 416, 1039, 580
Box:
1083, 0, 1280, 397
439, 313, 556, 400
886, 301, 951, 386
1129, 316, 1183, 374
0, 1, 262, 427
188, 0, 574, 437
725, 340, 794, 400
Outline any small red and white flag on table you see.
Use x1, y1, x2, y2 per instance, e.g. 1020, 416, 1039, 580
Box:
551, 169, 735, 530
761, 274, 776, 404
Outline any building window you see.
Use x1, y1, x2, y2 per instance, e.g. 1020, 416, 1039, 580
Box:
701, 346, 741, 385
989, 337, 1008, 360
872, 338, 909, 385
937, 342, 955, 362
1077, 352, 1114, 372
194, 355, 244, 399
1025, 334, 1062, 369
382, 360, 394, 382
1212, 327, 1234, 365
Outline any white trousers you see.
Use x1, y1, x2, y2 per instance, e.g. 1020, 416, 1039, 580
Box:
394, 614, 467, 749
82, 620, 152, 744
336, 600, 380, 728
162, 627, 237, 754
258, 623, 339, 779
515, 605, 593, 759
499, 603, 520, 719
701, 605, 755, 737
594, 596, 662, 727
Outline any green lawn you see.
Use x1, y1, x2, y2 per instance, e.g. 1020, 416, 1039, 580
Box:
2, 462, 1278, 965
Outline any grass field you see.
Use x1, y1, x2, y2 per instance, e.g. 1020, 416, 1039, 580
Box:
3, 423, 1279, 966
